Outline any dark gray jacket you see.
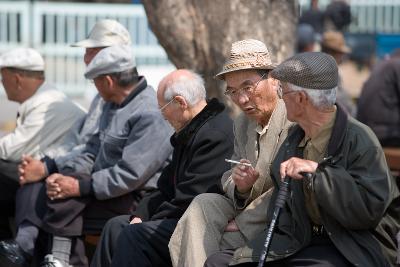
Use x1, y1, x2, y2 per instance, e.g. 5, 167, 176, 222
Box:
60, 77, 173, 200
357, 58, 400, 147
232, 105, 399, 266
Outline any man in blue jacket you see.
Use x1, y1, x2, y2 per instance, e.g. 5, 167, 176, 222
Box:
0, 45, 173, 267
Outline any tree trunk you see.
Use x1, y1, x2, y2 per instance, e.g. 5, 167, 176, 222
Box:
141, 0, 298, 105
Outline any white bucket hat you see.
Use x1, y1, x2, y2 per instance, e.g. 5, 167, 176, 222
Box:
71, 19, 132, 48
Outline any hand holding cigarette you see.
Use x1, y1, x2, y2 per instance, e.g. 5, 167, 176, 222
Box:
225, 159, 252, 167
228, 158, 259, 194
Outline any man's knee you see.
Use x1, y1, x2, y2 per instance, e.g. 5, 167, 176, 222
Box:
104, 215, 129, 232
118, 223, 144, 245
190, 193, 230, 211
203, 250, 233, 267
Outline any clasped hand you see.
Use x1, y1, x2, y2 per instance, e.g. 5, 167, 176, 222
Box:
46, 174, 80, 200
18, 155, 46, 186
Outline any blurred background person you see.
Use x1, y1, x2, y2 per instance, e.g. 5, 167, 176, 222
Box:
299, 0, 324, 35
321, 30, 356, 116
357, 50, 400, 147
296, 24, 317, 53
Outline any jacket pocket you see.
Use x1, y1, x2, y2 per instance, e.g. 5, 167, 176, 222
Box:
101, 132, 128, 161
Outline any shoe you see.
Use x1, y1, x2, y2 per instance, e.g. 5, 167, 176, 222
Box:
40, 254, 70, 267
0, 240, 30, 267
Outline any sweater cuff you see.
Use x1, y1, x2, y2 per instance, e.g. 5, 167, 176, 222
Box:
41, 156, 58, 175
78, 178, 94, 197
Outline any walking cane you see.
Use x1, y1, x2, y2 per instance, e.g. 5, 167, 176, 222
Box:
257, 175, 290, 267
257, 172, 312, 267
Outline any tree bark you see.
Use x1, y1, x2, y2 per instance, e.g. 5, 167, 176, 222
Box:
141, 0, 298, 103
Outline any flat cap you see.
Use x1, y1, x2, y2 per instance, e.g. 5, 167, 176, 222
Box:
270, 52, 338, 90
84, 45, 135, 79
71, 19, 131, 48
0, 48, 44, 71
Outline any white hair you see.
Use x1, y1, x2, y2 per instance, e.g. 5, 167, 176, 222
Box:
287, 83, 337, 110
163, 71, 206, 106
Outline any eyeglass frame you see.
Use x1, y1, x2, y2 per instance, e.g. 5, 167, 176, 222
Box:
159, 97, 176, 111
277, 83, 297, 99
224, 71, 268, 98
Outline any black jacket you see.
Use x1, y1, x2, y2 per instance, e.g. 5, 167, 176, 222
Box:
232, 105, 399, 266
132, 98, 234, 221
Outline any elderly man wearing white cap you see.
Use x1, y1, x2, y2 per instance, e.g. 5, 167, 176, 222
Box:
204, 52, 399, 267
0, 45, 173, 267
0, 47, 84, 235
19, 19, 132, 194
167, 39, 292, 267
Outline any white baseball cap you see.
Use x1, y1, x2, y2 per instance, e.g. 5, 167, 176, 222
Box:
71, 19, 132, 48
0, 48, 45, 71
84, 45, 136, 79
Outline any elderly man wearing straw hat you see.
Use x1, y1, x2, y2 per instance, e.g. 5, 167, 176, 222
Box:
168, 39, 292, 267
205, 52, 399, 267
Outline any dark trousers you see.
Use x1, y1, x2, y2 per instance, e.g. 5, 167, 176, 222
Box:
15, 179, 136, 267
0, 160, 20, 239
109, 218, 178, 267
204, 236, 352, 267
90, 215, 130, 267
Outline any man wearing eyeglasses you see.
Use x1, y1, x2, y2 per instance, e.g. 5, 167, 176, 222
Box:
90, 69, 234, 267
168, 39, 292, 267
207, 52, 399, 267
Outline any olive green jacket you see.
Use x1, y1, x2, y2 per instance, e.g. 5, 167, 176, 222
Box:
231, 105, 399, 267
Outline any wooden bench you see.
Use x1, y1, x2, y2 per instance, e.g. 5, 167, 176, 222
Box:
383, 147, 400, 178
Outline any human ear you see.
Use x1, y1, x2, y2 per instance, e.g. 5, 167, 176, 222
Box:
174, 95, 188, 109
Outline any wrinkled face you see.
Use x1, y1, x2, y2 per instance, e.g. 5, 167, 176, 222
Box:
157, 90, 183, 131
224, 69, 278, 126
0, 68, 18, 102
93, 75, 113, 102
279, 82, 301, 122
84, 47, 104, 65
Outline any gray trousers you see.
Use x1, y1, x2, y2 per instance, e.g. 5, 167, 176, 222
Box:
169, 193, 247, 267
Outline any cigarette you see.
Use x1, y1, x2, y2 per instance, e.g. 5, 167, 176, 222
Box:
225, 159, 252, 167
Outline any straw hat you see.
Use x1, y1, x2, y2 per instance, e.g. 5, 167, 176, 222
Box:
321, 31, 351, 54
215, 39, 276, 80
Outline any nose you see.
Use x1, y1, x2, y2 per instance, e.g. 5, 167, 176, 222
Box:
237, 92, 249, 105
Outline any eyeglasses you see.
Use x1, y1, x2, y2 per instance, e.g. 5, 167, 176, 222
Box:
224, 72, 267, 98
277, 83, 297, 99
159, 97, 175, 111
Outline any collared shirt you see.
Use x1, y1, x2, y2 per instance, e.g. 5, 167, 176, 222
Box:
299, 107, 337, 225
254, 107, 274, 158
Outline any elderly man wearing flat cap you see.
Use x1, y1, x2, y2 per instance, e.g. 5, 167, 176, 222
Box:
204, 52, 400, 267
19, 19, 133, 195
0, 45, 173, 267
0, 47, 84, 235
167, 39, 292, 267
